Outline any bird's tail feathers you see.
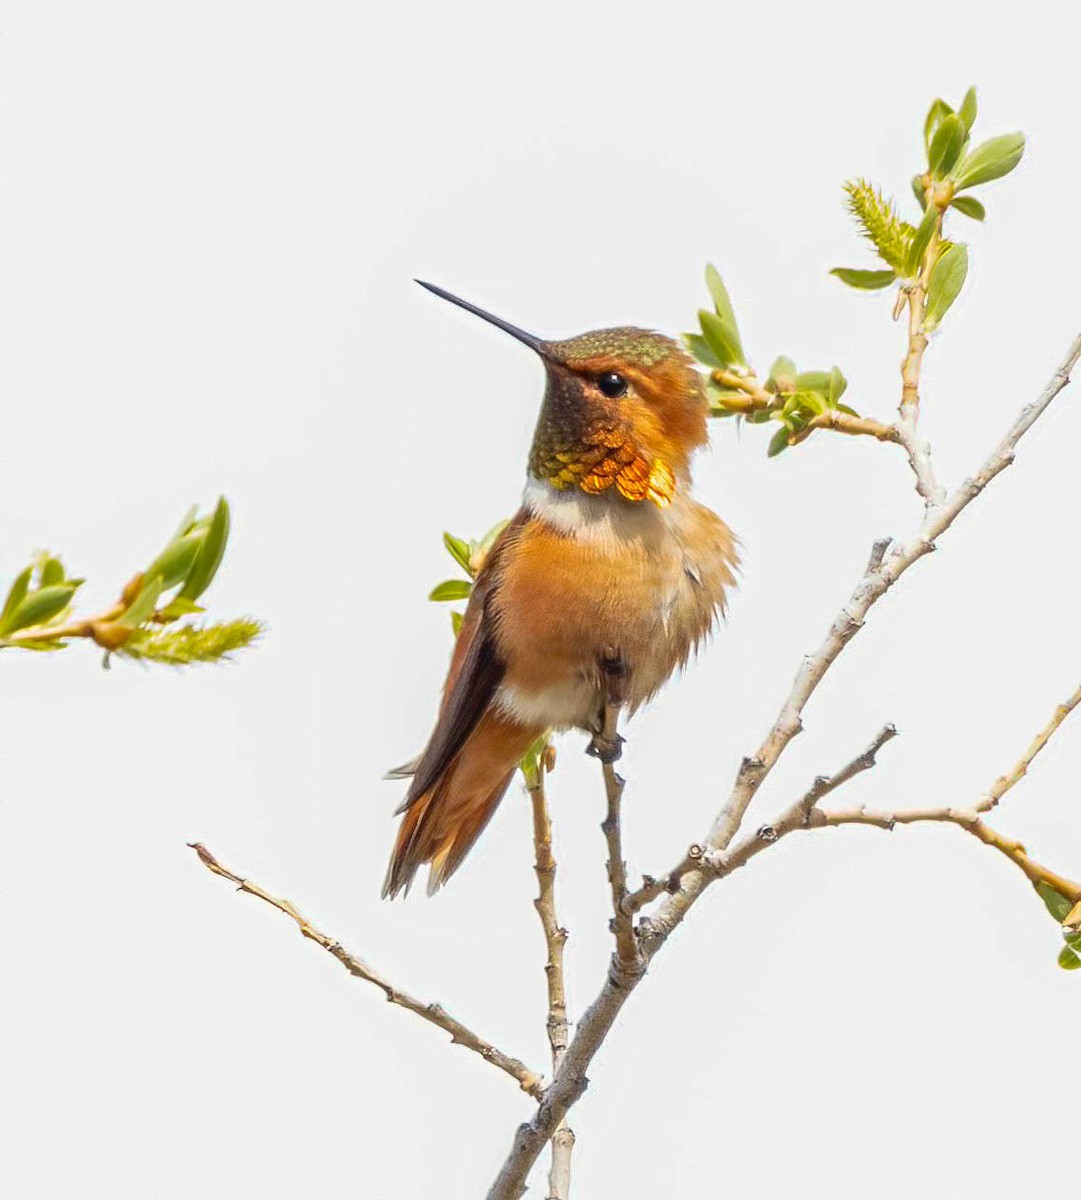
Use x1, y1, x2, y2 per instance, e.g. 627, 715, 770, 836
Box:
382, 713, 538, 897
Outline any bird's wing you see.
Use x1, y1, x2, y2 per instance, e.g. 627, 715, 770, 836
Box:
397, 512, 525, 812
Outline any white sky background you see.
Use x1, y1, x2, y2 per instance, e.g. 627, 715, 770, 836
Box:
1, 3, 1078, 1197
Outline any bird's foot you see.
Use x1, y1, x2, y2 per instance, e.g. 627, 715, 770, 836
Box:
587, 732, 625, 764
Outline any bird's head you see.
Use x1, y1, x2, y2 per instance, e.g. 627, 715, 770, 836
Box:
417, 282, 708, 508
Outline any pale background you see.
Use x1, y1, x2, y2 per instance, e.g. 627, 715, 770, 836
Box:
1, 3, 1078, 1197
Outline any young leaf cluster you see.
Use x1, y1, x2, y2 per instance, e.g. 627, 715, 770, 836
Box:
1035, 882, 1081, 972
684, 265, 859, 456
832, 87, 1024, 330
429, 519, 508, 633
0, 554, 85, 644
0, 497, 264, 666
685, 264, 747, 374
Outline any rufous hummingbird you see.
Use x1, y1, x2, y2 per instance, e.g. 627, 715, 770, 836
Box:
383, 282, 737, 898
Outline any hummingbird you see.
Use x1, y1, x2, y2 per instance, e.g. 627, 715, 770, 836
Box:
383, 282, 738, 898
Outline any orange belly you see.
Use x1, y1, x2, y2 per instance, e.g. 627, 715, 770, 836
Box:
491, 486, 737, 729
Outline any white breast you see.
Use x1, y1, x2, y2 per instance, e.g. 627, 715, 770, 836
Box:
521, 476, 673, 551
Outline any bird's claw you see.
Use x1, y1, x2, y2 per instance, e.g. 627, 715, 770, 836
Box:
587, 732, 625, 764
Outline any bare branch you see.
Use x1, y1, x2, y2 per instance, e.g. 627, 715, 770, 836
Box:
975, 684, 1081, 813
814, 808, 1081, 904
694, 723, 899, 879
485, 333, 1081, 1199
189, 843, 545, 1101
528, 765, 575, 1199
595, 705, 641, 975
815, 685, 1081, 903
689, 329, 1081, 881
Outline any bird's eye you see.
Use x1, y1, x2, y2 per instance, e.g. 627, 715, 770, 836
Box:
597, 372, 628, 398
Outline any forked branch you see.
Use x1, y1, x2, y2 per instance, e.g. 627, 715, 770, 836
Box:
486, 333, 1081, 1200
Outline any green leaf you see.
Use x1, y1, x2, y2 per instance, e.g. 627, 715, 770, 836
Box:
924, 243, 969, 329
958, 87, 977, 132
906, 207, 939, 276
830, 267, 896, 290
145, 532, 204, 593
179, 496, 231, 602
782, 392, 819, 421
836, 403, 860, 417
954, 133, 1025, 191
795, 371, 832, 394
156, 596, 206, 621
1057, 944, 1081, 970
827, 366, 847, 406
704, 264, 745, 364
119, 575, 163, 628
477, 518, 510, 558
744, 409, 775, 424
683, 333, 723, 369
40, 557, 65, 587
6, 583, 80, 634
0, 565, 34, 635
1035, 881, 1074, 923
519, 733, 551, 789
923, 98, 954, 150
429, 579, 472, 602
950, 194, 986, 221
766, 356, 798, 392
443, 532, 472, 573
928, 114, 966, 177
911, 175, 929, 211
172, 504, 200, 540
450, 610, 464, 636
767, 426, 791, 457
698, 310, 743, 370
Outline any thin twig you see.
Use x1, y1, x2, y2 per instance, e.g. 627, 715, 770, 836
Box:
790, 409, 900, 445
189, 843, 545, 1100
815, 684, 1081, 903
975, 685, 1081, 813
528, 765, 575, 1199
711, 370, 899, 445
485, 334, 1081, 1200
896, 227, 946, 508
2, 599, 126, 649
596, 705, 640, 975
691, 723, 899, 880
814, 807, 1081, 903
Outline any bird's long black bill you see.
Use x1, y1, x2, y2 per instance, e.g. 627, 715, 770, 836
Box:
415, 280, 543, 352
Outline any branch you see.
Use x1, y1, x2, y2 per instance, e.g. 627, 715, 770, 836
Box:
595, 705, 641, 974
485, 332, 1081, 1200
711, 370, 900, 445
189, 843, 545, 1101
3, 597, 125, 648
895, 214, 947, 507
528, 764, 575, 1199
815, 683, 1081, 903
814, 808, 1081, 904
641, 724, 899, 892
790, 409, 900, 445
975, 685, 1081, 814
691, 329, 1081, 878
